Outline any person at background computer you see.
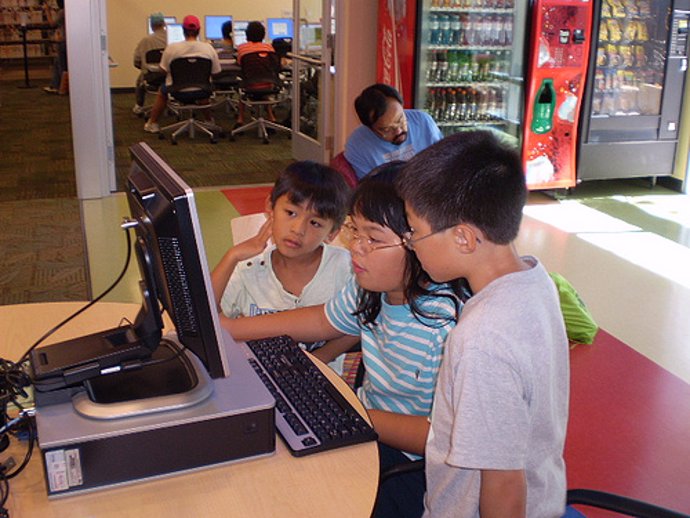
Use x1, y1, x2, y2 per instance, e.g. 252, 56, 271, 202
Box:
344, 84, 443, 181
211, 161, 357, 375
144, 15, 220, 134
222, 162, 463, 518
132, 13, 167, 115
42, 0, 67, 95
219, 19, 234, 53
233, 20, 278, 129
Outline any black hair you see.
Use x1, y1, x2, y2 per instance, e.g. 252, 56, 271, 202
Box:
350, 161, 461, 327
354, 84, 404, 128
183, 27, 199, 38
221, 20, 233, 40
270, 161, 351, 230
396, 130, 526, 245
246, 21, 266, 43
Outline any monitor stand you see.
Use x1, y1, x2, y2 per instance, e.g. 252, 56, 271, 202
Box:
72, 336, 214, 420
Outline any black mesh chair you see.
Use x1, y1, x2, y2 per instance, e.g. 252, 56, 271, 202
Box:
138, 48, 166, 118
159, 56, 223, 145
230, 50, 291, 144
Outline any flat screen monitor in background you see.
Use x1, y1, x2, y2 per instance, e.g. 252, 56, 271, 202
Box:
167, 23, 185, 45
205, 15, 232, 41
233, 20, 249, 46
267, 17, 294, 40
147, 16, 176, 34
300, 23, 322, 51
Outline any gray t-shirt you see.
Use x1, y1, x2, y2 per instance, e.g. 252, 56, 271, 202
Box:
424, 257, 569, 518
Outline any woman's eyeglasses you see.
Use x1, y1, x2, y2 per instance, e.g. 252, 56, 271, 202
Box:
341, 223, 404, 253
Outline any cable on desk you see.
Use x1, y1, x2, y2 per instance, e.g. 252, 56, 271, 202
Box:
18, 224, 134, 366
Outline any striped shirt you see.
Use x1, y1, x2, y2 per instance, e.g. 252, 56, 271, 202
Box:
325, 278, 458, 417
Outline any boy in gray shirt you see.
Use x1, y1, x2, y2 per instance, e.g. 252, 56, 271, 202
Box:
396, 131, 569, 517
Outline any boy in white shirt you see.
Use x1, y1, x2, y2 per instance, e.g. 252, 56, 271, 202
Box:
211, 161, 356, 373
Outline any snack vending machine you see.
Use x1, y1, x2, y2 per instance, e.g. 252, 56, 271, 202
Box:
522, 0, 594, 189
577, 0, 690, 182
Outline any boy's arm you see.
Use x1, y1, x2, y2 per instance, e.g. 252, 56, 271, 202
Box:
220, 304, 343, 343
367, 410, 430, 456
311, 335, 360, 364
479, 469, 526, 518
210, 218, 272, 311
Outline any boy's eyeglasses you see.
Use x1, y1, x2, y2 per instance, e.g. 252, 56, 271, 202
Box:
402, 226, 481, 251
342, 223, 404, 253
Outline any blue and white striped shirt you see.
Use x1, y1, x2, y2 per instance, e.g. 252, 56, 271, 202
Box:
325, 278, 459, 417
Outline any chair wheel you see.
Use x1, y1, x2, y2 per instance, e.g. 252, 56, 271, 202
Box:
229, 135, 236, 142
218, 131, 227, 138
158, 133, 165, 140
171, 138, 178, 145
210, 138, 217, 144
263, 138, 269, 144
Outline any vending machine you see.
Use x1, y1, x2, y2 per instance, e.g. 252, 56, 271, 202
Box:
577, 0, 690, 182
522, 0, 594, 189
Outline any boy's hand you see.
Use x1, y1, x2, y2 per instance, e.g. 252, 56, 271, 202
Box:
232, 216, 272, 261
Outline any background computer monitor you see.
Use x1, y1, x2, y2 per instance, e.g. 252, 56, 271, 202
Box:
167, 23, 185, 45
300, 23, 322, 51
266, 17, 293, 40
233, 20, 249, 46
127, 142, 230, 379
147, 16, 176, 34
205, 15, 232, 41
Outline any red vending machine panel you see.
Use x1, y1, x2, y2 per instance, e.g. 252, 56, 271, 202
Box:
523, 0, 594, 190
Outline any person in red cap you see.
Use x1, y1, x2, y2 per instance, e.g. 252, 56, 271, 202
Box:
144, 14, 221, 133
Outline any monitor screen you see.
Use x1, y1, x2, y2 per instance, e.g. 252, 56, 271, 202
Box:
205, 15, 232, 40
167, 23, 185, 45
267, 17, 294, 40
126, 142, 230, 379
300, 23, 322, 51
148, 16, 176, 34
233, 20, 249, 46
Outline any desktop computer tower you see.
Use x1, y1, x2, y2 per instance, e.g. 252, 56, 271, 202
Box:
35, 338, 276, 497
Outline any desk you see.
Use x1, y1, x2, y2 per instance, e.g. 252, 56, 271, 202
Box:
0, 302, 378, 517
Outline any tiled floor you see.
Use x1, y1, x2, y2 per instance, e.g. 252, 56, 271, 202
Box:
83, 180, 690, 384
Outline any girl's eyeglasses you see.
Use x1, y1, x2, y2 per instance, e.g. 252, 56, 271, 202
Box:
341, 223, 404, 253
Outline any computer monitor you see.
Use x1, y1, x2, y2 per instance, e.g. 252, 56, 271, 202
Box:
300, 23, 322, 51
267, 17, 293, 40
233, 20, 249, 46
147, 15, 176, 34
205, 15, 232, 41
29, 143, 230, 395
167, 23, 185, 45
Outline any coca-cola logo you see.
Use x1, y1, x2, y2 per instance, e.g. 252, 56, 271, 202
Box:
381, 26, 394, 83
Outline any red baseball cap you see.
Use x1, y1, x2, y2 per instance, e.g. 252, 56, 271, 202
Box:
182, 15, 200, 30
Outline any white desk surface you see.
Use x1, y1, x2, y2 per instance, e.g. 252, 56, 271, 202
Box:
0, 302, 378, 518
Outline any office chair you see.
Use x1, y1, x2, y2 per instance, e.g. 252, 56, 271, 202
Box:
329, 152, 358, 189
230, 51, 291, 144
158, 56, 224, 145
138, 48, 166, 118
272, 37, 293, 63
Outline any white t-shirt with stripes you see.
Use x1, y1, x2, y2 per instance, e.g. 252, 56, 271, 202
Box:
325, 278, 458, 417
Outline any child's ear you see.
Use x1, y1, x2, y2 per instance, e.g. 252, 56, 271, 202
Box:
324, 224, 340, 244
453, 224, 481, 251
264, 195, 273, 216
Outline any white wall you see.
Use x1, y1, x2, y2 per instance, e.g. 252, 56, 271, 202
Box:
107, 0, 292, 89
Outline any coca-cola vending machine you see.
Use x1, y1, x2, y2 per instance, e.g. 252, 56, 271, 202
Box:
377, 0, 594, 190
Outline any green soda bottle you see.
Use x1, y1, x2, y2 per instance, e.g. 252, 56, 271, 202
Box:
531, 78, 556, 134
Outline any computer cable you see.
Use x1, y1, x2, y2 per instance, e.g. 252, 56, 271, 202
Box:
18, 223, 134, 366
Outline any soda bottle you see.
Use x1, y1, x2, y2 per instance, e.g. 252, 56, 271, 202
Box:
426, 88, 437, 115
437, 50, 449, 82
531, 78, 555, 134
429, 14, 440, 45
486, 87, 496, 119
427, 50, 438, 82
459, 51, 471, 81
504, 15, 513, 45
439, 14, 451, 45
457, 88, 468, 120
446, 88, 458, 121
436, 88, 447, 121
450, 14, 462, 46
448, 50, 459, 82
479, 87, 489, 119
